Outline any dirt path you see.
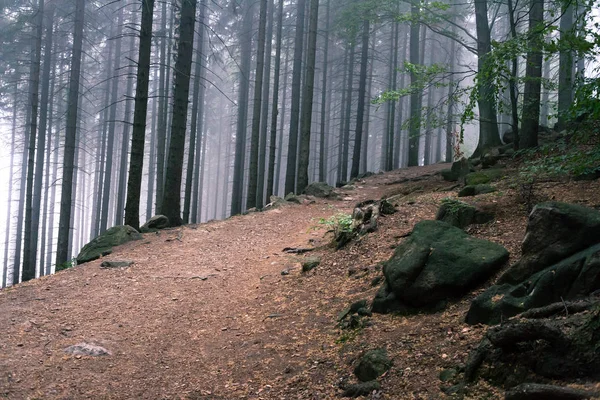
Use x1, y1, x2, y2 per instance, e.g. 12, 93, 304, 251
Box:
0, 165, 449, 400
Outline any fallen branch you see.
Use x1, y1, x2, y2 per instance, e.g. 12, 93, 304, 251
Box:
282, 247, 315, 254
505, 383, 599, 400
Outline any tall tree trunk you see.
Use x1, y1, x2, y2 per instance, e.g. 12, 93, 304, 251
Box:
337, 47, 349, 183
474, 0, 502, 155
3, 81, 19, 287
317, 0, 330, 182
267, 0, 284, 200
361, 28, 375, 173
55, 0, 85, 267
520, 0, 544, 149
100, 8, 124, 233
557, 2, 574, 130
192, 5, 207, 223
507, 0, 520, 149
155, 1, 170, 213
116, 36, 136, 226
446, 31, 457, 162
124, 0, 154, 229
247, 0, 268, 209
160, 0, 197, 226
274, 45, 290, 196
184, 0, 206, 224
256, 0, 274, 208
35, 3, 55, 276
230, 1, 254, 215
22, 0, 45, 281
341, 43, 355, 183
350, 19, 370, 179
297, 0, 319, 191
284, 0, 307, 194
408, 2, 421, 167
146, 69, 159, 221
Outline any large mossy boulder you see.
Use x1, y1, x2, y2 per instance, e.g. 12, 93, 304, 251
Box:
465, 169, 504, 186
466, 242, 600, 325
435, 199, 494, 229
77, 225, 142, 264
140, 215, 170, 233
372, 220, 509, 313
499, 202, 600, 284
441, 158, 474, 182
303, 182, 337, 198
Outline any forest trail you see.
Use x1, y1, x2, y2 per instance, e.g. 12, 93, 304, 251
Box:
3, 162, 599, 400
0, 164, 448, 400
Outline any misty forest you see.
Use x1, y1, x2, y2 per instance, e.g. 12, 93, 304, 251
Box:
0, 0, 597, 286
2, 0, 600, 398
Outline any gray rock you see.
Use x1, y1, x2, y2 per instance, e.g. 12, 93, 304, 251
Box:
64, 343, 111, 357
140, 215, 170, 233
284, 192, 302, 204
77, 225, 142, 264
436, 199, 494, 229
372, 220, 508, 313
499, 202, 600, 284
466, 242, 600, 325
354, 349, 392, 382
458, 184, 497, 197
303, 182, 337, 198
301, 257, 320, 272
441, 158, 474, 182
100, 260, 134, 269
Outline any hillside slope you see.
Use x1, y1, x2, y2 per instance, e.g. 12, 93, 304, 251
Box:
1, 163, 599, 399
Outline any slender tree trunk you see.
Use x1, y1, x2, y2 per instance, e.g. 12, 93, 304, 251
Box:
256, 0, 273, 208
446, 31, 457, 162
230, 1, 254, 215
284, 0, 307, 194
55, 0, 85, 267
247, 0, 268, 209
184, 0, 206, 223
408, 2, 421, 167
160, 0, 197, 226
125, 0, 152, 229
505, 0, 520, 149
22, 0, 45, 281
350, 19, 370, 179
361, 28, 375, 173
297, 0, 319, 191
3, 81, 19, 287
267, 0, 284, 200
35, 3, 55, 276
520, 0, 544, 149
318, 0, 330, 182
275, 45, 290, 196
341, 43, 355, 182
192, 5, 207, 223
116, 36, 136, 226
337, 47, 349, 182
146, 69, 158, 221
557, 2, 574, 130
155, 1, 169, 213
100, 8, 124, 233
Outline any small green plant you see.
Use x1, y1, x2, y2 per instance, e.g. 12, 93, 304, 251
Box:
440, 198, 471, 216
56, 258, 76, 272
318, 213, 353, 237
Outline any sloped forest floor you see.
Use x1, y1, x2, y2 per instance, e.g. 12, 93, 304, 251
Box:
2, 162, 600, 400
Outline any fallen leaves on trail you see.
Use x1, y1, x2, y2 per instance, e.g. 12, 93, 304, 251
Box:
0, 163, 598, 399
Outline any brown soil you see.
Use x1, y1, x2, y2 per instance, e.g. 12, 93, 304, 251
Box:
1, 164, 599, 400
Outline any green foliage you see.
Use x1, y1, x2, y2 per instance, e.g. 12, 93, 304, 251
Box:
318, 213, 353, 237
440, 198, 471, 216
56, 258, 76, 272
518, 141, 600, 181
